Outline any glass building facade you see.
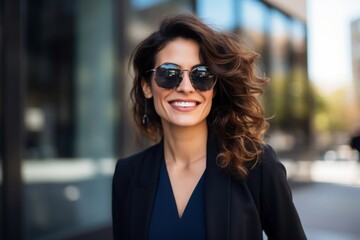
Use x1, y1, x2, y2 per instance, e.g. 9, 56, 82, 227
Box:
1, 0, 309, 239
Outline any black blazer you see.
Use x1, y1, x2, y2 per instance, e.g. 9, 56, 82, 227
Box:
112, 137, 307, 240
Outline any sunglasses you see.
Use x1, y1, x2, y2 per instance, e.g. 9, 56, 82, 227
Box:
146, 63, 217, 91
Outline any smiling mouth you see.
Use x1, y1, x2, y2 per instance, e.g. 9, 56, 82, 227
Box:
170, 101, 198, 107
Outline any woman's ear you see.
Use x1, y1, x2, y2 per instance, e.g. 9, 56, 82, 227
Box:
141, 78, 153, 99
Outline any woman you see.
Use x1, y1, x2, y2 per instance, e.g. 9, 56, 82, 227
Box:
112, 13, 306, 240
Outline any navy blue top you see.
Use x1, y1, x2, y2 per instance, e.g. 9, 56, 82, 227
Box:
148, 159, 206, 240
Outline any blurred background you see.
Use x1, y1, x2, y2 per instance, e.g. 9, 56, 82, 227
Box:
1, 0, 360, 239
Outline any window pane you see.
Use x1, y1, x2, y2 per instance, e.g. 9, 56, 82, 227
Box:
238, 0, 270, 55
239, 0, 268, 32
269, 9, 291, 75
23, 0, 116, 239
197, 0, 235, 30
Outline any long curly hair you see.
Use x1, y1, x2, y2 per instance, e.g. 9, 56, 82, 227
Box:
130, 13, 269, 178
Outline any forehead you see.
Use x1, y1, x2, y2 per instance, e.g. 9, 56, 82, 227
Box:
155, 38, 201, 68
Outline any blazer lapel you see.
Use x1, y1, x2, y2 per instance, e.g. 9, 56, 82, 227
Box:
128, 137, 232, 239
129, 141, 164, 240
204, 137, 231, 240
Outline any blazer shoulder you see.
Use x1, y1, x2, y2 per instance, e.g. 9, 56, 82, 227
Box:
112, 143, 161, 239
247, 144, 307, 239
247, 144, 288, 189
260, 144, 286, 174
113, 141, 163, 180
247, 144, 284, 176
114, 142, 160, 174
260, 144, 280, 164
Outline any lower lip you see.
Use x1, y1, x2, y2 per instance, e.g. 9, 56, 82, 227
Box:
170, 103, 198, 112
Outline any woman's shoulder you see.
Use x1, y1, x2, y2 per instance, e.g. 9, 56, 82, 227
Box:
247, 146, 307, 239
260, 144, 279, 163
254, 144, 284, 170
114, 142, 162, 177
246, 144, 287, 184
113, 142, 163, 189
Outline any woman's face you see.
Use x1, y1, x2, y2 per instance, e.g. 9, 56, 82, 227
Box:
142, 37, 215, 130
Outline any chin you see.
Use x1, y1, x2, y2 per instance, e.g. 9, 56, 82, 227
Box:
169, 118, 207, 128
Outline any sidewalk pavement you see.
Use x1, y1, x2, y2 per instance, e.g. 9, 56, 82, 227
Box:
282, 159, 360, 240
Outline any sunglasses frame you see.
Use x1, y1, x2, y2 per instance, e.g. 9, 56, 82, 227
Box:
146, 63, 217, 92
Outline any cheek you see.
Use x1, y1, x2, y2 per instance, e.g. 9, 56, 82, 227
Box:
151, 86, 165, 102
205, 92, 215, 112
205, 91, 215, 103
151, 87, 169, 110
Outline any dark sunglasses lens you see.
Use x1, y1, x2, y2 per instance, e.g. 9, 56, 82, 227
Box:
155, 64, 182, 89
190, 66, 216, 91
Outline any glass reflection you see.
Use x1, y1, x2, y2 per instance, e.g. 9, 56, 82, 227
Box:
197, 0, 235, 30
23, 0, 115, 239
237, 0, 269, 57
239, 0, 268, 32
269, 9, 290, 75
132, 0, 170, 9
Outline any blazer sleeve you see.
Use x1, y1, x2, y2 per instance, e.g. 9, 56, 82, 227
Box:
112, 157, 134, 240
259, 146, 307, 240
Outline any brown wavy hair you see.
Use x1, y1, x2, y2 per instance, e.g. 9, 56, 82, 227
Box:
130, 13, 269, 178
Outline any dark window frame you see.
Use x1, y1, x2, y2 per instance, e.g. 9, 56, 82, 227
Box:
1, 0, 24, 239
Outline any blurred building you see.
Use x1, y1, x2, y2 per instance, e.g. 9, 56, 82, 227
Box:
351, 18, 360, 113
1, 0, 308, 239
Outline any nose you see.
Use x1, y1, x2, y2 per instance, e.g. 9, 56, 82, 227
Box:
176, 70, 195, 93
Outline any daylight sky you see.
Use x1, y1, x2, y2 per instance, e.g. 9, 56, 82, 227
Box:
307, 0, 360, 90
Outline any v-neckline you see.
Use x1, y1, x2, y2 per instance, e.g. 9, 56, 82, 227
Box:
162, 160, 205, 220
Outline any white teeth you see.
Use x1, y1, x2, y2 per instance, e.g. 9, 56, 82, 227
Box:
172, 101, 197, 107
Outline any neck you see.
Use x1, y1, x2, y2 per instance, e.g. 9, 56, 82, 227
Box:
162, 123, 208, 167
